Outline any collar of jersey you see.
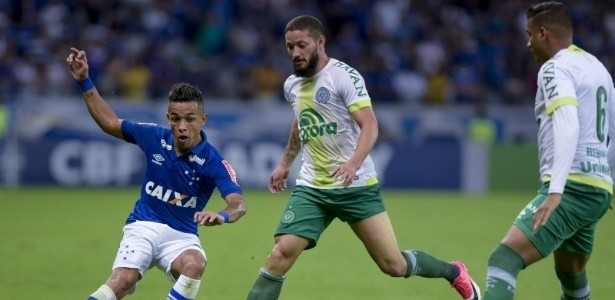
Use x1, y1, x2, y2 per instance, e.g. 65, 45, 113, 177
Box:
191, 131, 208, 153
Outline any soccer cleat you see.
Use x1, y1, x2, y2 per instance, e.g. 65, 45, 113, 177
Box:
450, 261, 481, 300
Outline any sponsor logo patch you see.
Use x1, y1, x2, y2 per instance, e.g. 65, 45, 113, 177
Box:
189, 154, 205, 165
315, 87, 330, 104
281, 210, 295, 224
160, 139, 172, 151
222, 160, 238, 184
152, 154, 165, 165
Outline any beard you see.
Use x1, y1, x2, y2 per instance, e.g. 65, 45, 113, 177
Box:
293, 51, 320, 77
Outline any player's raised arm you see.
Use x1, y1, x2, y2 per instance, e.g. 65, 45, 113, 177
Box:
66, 47, 123, 139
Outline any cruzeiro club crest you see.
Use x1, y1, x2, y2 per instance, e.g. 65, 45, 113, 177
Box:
299, 108, 338, 141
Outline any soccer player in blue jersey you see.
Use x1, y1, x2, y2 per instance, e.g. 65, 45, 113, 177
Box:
67, 47, 247, 300
483, 2, 615, 299
246, 15, 480, 300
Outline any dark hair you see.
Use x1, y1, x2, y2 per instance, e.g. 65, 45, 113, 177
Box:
527, 1, 572, 35
285, 15, 324, 39
168, 82, 204, 111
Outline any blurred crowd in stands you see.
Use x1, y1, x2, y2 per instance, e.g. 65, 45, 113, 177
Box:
1, 0, 615, 106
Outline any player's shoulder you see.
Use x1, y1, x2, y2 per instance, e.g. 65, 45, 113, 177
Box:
284, 74, 299, 88
124, 119, 160, 127
556, 45, 609, 77
198, 139, 224, 160
324, 58, 366, 89
549, 45, 595, 68
140, 121, 168, 134
539, 53, 572, 78
326, 58, 361, 76
123, 120, 163, 132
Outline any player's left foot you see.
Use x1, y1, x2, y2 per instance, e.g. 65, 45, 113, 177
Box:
450, 261, 481, 300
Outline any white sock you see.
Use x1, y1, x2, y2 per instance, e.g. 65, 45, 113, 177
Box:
167, 275, 201, 300
89, 284, 116, 300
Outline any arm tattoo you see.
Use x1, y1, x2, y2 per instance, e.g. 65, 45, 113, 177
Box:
283, 130, 301, 164
282, 128, 301, 164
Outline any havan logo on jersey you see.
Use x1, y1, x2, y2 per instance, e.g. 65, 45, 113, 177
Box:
299, 108, 337, 141
144, 181, 197, 208
332, 60, 367, 97
542, 61, 559, 100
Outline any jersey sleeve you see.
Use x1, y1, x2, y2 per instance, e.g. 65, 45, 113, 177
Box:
121, 120, 162, 150
335, 68, 372, 113
548, 105, 579, 193
283, 77, 293, 103
210, 155, 242, 198
540, 60, 578, 115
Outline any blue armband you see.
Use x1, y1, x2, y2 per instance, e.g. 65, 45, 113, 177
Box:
218, 211, 230, 223
77, 78, 94, 92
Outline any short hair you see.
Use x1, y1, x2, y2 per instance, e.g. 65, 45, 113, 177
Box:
285, 15, 324, 39
527, 1, 572, 36
168, 82, 204, 111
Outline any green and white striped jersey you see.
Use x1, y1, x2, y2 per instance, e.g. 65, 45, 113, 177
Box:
284, 58, 378, 189
535, 45, 615, 193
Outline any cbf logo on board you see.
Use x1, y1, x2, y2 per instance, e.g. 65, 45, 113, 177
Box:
298, 108, 337, 141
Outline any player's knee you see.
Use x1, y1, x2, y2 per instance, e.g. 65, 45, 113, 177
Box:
108, 268, 140, 296
184, 258, 206, 276
269, 236, 305, 262
180, 253, 207, 277
269, 244, 294, 262
487, 243, 525, 275
376, 257, 407, 277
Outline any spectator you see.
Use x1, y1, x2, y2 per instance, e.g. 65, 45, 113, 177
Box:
2, 0, 614, 106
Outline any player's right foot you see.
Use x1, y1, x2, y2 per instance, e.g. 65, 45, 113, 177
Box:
450, 261, 481, 300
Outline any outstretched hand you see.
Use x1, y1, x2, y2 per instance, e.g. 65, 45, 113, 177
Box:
66, 47, 89, 80
194, 210, 225, 226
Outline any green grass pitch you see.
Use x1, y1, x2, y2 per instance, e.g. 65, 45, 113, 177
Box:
1, 187, 614, 299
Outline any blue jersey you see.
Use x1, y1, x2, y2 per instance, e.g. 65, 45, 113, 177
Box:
121, 120, 242, 235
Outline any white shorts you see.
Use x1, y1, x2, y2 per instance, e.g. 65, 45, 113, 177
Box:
112, 221, 206, 282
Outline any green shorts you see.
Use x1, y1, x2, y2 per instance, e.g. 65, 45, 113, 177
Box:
514, 181, 612, 257
275, 184, 386, 249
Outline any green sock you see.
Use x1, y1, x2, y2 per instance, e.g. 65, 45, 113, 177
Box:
246, 268, 285, 300
483, 243, 525, 300
402, 250, 459, 281
556, 268, 589, 300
